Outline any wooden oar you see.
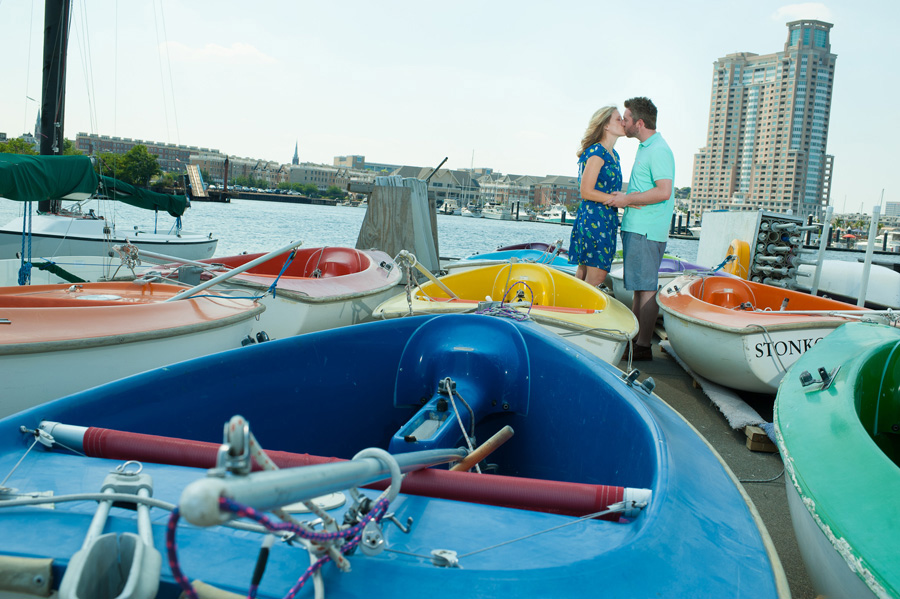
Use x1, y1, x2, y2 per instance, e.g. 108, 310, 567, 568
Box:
163, 240, 303, 302
450, 426, 514, 472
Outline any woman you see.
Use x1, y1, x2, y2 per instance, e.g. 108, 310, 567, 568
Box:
568, 106, 625, 287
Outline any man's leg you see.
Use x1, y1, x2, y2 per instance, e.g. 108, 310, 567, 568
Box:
631, 289, 658, 347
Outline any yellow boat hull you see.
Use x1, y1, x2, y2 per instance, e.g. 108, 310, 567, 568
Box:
375, 263, 638, 363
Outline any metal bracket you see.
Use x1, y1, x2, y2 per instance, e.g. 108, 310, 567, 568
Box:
799, 365, 840, 391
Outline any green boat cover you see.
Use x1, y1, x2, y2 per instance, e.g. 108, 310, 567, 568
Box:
0, 154, 188, 217
100, 175, 187, 217
0, 154, 98, 203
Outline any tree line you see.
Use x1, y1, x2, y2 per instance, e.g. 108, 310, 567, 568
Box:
0, 139, 347, 200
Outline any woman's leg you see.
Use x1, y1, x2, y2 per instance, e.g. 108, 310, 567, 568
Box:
584, 265, 608, 286
575, 264, 587, 281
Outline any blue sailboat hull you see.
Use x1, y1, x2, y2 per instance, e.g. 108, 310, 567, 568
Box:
0, 315, 786, 598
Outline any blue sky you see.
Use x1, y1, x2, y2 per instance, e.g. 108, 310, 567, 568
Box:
1, 0, 896, 214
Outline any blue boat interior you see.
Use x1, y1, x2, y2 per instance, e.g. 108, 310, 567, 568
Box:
0, 314, 782, 598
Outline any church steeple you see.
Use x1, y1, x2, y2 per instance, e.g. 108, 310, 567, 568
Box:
292, 141, 299, 165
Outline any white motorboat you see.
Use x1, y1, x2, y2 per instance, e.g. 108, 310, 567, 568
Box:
481, 203, 512, 220
536, 203, 571, 225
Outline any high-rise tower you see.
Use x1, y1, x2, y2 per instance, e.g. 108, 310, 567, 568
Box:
690, 20, 836, 222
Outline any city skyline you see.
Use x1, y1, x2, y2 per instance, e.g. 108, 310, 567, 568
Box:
1, 0, 897, 215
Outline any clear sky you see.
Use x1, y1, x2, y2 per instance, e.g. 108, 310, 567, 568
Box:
1, 0, 896, 214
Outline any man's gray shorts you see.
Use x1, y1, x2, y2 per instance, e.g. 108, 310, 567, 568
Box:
622, 231, 667, 291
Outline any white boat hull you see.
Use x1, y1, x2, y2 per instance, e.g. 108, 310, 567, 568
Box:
1, 311, 260, 418
784, 477, 877, 598
660, 307, 841, 394
216, 282, 401, 340
608, 268, 676, 308
798, 260, 900, 309
534, 320, 629, 363
0, 213, 217, 261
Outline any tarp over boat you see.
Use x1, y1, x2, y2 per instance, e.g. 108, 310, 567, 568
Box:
100, 175, 187, 217
0, 154, 188, 217
0, 154, 98, 203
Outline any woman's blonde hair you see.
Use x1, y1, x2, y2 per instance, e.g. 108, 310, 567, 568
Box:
577, 106, 617, 157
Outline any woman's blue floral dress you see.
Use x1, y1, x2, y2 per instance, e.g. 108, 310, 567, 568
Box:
569, 143, 621, 271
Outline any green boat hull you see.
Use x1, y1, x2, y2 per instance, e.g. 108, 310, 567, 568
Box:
775, 321, 900, 598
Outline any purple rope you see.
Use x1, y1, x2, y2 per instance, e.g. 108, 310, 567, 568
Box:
166, 496, 389, 599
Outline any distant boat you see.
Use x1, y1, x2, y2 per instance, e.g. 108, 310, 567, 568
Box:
536, 204, 571, 225
775, 321, 900, 598
481, 203, 513, 220
0, 314, 789, 598
460, 202, 482, 218
438, 199, 462, 215
0, 154, 217, 262
854, 229, 900, 252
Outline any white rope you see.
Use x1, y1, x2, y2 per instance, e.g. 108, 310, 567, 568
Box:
447, 392, 480, 474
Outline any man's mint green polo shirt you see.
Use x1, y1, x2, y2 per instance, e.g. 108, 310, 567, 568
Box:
621, 132, 675, 242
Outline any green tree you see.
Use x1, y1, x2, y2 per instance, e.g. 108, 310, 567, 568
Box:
96, 152, 125, 178
0, 138, 38, 155
120, 145, 161, 186
62, 138, 83, 155
322, 185, 347, 200
151, 172, 178, 192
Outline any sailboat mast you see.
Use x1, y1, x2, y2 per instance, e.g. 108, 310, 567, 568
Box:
39, 0, 72, 213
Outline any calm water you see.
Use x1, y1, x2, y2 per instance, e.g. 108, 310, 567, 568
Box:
2, 198, 897, 266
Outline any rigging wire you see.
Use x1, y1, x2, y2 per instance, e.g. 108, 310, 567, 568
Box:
72, 0, 99, 135
151, 0, 172, 144
23, 0, 37, 137
156, 0, 181, 145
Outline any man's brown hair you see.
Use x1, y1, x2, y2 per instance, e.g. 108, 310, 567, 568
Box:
624, 97, 658, 130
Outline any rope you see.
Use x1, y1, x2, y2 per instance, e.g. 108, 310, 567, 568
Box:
266, 249, 297, 298
739, 468, 785, 484
476, 280, 534, 321
745, 323, 789, 373
166, 496, 390, 599
447, 388, 480, 474
711, 254, 736, 273
18, 201, 33, 285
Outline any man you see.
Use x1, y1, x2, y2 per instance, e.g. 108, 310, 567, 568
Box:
611, 97, 675, 361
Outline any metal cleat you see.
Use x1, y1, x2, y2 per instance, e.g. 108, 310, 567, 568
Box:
431, 549, 460, 568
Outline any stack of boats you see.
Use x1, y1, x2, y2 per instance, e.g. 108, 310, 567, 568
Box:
4, 149, 895, 597
0, 155, 401, 418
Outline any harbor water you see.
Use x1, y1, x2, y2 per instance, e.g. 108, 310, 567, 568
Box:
2, 198, 898, 267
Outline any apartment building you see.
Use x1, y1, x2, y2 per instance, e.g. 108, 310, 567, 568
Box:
691, 20, 837, 222
532, 175, 581, 208
76, 132, 221, 173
